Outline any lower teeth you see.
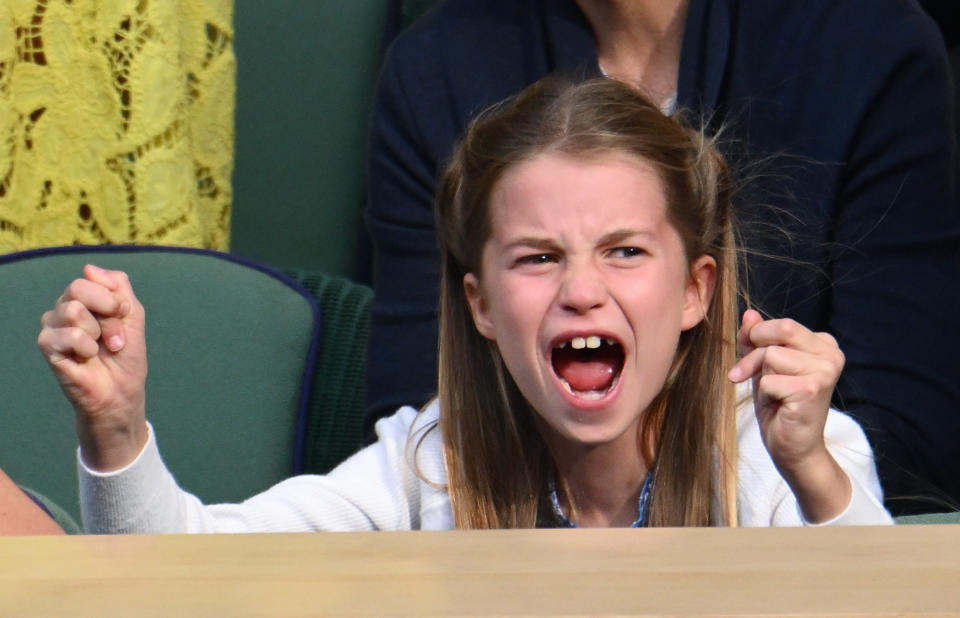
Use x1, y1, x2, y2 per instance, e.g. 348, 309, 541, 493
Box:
560, 378, 612, 400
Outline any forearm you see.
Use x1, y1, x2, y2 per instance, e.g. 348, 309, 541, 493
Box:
79, 422, 192, 533
788, 410, 893, 526
777, 448, 851, 524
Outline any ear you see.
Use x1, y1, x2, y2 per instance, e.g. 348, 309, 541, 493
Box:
680, 254, 717, 331
463, 273, 496, 340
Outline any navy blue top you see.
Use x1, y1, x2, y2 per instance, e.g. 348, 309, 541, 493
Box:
364, 0, 960, 513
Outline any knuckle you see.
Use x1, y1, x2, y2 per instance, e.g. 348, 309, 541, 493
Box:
779, 318, 802, 340
65, 278, 87, 299
763, 345, 781, 364
68, 327, 87, 345
820, 348, 844, 374
756, 374, 771, 392
797, 376, 819, 399
63, 299, 86, 322
818, 332, 839, 348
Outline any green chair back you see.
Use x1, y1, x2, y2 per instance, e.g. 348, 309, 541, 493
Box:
0, 246, 319, 525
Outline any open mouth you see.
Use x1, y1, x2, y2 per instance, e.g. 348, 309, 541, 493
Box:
551, 335, 625, 401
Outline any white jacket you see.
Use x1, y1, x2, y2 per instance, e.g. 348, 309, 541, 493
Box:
79, 399, 893, 532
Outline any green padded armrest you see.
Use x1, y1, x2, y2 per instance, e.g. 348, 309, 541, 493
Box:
895, 512, 960, 525
285, 271, 373, 474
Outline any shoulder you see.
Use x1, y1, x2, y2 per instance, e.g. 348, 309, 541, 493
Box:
731, 0, 940, 38
375, 0, 552, 158
372, 400, 446, 483
732, 0, 946, 69
371, 400, 441, 450
380, 0, 585, 113
712, 0, 946, 85
704, 0, 952, 175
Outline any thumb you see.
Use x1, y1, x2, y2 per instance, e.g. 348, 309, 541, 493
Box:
98, 317, 127, 353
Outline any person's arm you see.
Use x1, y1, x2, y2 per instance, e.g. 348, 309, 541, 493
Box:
77, 407, 445, 533
730, 310, 892, 525
735, 402, 893, 527
0, 468, 64, 535
37, 265, 149, 472
38, 267, 446, 533
824, 7, 960, 509
730, 310, 847, 522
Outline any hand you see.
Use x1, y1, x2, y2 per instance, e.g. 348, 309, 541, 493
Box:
37, 265, 148, 471
728, 309, 851, 522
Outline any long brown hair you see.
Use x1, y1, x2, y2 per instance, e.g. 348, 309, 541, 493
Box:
434, 76, 739, 528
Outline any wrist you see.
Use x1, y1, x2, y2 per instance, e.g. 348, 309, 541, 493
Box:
75, 406, 149, 472
777, 447, 852, 524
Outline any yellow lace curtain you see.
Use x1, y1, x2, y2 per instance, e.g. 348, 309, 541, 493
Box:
0, 0, 234, 253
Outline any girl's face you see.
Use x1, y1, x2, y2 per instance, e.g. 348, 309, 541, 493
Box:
464, 152, 715, 455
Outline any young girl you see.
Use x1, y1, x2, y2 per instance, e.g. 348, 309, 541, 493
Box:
37, 77, 891, 532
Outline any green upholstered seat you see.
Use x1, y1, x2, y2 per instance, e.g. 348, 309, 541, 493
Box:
0, 246, 319, 526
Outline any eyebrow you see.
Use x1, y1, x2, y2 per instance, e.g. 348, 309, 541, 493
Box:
502, 228, 657, 250
600, 228, 656, 246
502, 236, 559, 252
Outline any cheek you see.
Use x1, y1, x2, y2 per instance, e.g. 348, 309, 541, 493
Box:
618, 273, 688, 339
483, 279, 549, 367
488, 288, 539, 341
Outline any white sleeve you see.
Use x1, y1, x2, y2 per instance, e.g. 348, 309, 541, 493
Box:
795, 409, 894, 526
78, 405, 447, 533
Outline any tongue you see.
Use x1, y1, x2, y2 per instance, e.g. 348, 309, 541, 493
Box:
553, 349, 618, 392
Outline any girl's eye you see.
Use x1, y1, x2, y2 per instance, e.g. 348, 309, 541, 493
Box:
515, 253, 557, 266
609, 246, 646, 259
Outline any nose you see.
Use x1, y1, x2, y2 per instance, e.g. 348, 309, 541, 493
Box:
556, 260, 607, 314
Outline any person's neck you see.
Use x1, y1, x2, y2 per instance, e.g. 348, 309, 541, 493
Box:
550, 432, 649, 528
576, 0, 688, 105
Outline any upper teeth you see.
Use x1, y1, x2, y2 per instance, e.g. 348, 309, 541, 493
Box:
569, 336, 603, 350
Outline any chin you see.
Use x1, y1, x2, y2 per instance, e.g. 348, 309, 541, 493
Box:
548, 409, 639, 448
